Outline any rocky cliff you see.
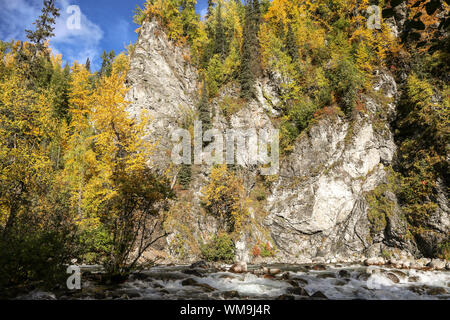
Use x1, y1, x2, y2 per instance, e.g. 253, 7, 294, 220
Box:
126, 18, 449, 264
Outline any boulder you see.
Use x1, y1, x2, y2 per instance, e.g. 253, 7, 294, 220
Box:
364, 257, 385, 266
426, 287, 447, 296
229, 262, 247, 273
190, 261, 209, 269
429, 259, 446, 270
223, 291, 240, 299
287, 287, 309, 297
338, 270, 351, 278
385, 273, 400, 284
312, 264, 327, 271
311, 291, 328, 299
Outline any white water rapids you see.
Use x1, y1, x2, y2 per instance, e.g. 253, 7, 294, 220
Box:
17, 264, 449, 300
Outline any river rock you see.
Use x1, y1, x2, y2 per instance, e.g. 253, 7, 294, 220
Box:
311, 291, 328, 299
183, 269, 205, 277
229, 262, 247, 273
190, 261, 209, 269
286, 280, 299, 287
334, 279, 348, 286
223, 290, 240, 299
147, 272, 187, 281
338, 270, 351, 278
130, 272, 151, 281
408, 286, 424, 295
312, 264, 327, 271
181, 278, 216, 292
410, 261, 423, 269
429, 259, 446, 270
287, 287, 309, 297
266, 268, 281, 275
388, 259, 403, 269
358, 273, 371, 281
292, 277, 308, 286
317, 272, 336, 279
426, 287, 447, 295
181, 278, 198, 286
122, 289, 141, 299
364, 257, 385, 266
312, 257, 326, 264
386, 273, 400, 284
391, 270, 407, 278
418, 258, 431, 266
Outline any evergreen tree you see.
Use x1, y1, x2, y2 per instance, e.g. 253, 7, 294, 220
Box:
178, 164, 192, 189
99, 50, 115, 78
214, 2, 227, 58
25, 0, 60, 54
85, 58, 91, 73
207, 0, 214, 18
198, 80, 211, 130
240, 0, 262, 99
285, 24, 299, 62
180, 0, 198, 41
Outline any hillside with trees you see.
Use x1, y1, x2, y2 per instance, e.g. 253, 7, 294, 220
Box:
0, 0, 448, 299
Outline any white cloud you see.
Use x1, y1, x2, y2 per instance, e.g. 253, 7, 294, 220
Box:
0, 0, 104, 69
52, 0, 103, 68
0, 0, 41, 41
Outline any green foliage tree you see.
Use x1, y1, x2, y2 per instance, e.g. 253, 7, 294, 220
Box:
99, 50, 116, 78
285, 23, 299, 62
201, 233, 235, 262
214, 2, 227, 58
198, 80, 212, 134
25, 0, 60, 54
240, 0, 261, 99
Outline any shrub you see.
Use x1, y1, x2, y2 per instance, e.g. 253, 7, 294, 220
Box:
435, 240, 450, 260
205, 54, 224, 98
200, 233, 235, 263
288, 99, 317, 132
251, 241, 275, 258
178, 164, 192, 189
279, 120, 299, 153
328, 57, 363, 116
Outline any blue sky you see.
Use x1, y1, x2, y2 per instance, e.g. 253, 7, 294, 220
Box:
0, 0, 210, 71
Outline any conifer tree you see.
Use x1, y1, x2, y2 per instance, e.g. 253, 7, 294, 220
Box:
85, 58, 91, 72
285, 24, 299, 62
178, 164, 192, 189
99, 50, 116, 78
25, 0, 60, 54
214, 2, 227, 58
207, 0, 214, 18
198, 80, 212, 130
240, 0, 262, 99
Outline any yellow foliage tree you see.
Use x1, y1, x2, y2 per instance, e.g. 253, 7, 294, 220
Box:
201, 165, 248, 233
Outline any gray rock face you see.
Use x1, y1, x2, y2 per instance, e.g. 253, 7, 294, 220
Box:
125, 20, 448, 264
126, 19, 198, 170
264, 73, 399, 262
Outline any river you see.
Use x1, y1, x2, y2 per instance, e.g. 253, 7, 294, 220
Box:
17, 263, 450, 300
